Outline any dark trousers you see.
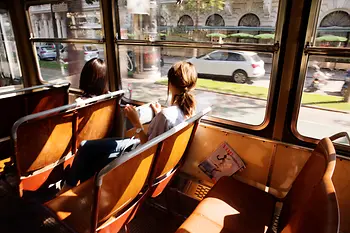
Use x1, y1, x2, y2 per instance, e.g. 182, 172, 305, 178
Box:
65, 137, 140, 186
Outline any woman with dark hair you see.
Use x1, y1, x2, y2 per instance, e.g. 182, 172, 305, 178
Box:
58, 61, 197, 193
78, 58, 108, 98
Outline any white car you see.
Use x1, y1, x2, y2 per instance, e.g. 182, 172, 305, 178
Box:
60, 44, 99, 63
187, 51, 265, 83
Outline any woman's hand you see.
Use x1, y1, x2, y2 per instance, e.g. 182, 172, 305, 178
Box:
151, 102, 162, 115
124, 104, 142, 128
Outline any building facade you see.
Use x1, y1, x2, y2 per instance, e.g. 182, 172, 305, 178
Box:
28, 0, 350, 38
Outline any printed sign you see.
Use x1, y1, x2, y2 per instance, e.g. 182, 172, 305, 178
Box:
127, 0, 150, 14
199, 142, 245, 182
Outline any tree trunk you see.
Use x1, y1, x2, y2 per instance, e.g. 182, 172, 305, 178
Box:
67, 0, 83, 79
345, 86, 350, 103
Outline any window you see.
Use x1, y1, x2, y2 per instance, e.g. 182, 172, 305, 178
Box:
238, 13, 260, 27
28, 1, 105, 89
295, 0, 350, 145
205, 14, 225, 26
0, 10, 22, 87
178, 15, 194, 26
34, 42, 103, 88
119, 44, 273, 126
117, 0, 280, 127
208, 51, 226, 60
28, 2, 102, 39
315, 9, 350, 48
296, 56, 350, 145
118, 0, 279, 44
227, 53, 246, 61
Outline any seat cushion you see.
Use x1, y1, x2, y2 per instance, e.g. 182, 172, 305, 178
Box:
177, 176, 276, 233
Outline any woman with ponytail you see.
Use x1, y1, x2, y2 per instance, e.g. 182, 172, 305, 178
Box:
58, 61, 197, 193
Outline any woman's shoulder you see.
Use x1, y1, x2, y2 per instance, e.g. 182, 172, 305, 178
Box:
158, 106, 185, 124
160, 106, 182, 117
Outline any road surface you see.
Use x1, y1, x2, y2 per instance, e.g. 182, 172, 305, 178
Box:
39, 63, 350, 145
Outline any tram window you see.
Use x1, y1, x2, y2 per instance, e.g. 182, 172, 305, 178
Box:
120, 45, 273, 126
28, 2, 102, 39
117, 0, 278, 44
0, 10, 22, 87
296, 56, 350, 145
314, 7, 350, 48
35, 42, 104, 88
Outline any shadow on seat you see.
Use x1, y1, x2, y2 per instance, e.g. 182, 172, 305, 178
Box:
149, 107, 212, 198
176, 135, 340, 233
11, 91, 125, 200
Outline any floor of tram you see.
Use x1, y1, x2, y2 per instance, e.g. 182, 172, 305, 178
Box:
0, 173, 197, 233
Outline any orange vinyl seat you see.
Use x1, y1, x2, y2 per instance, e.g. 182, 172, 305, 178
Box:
149, 107, 212, 198
0, 83, 69, 172
176, 136, 339, 233
11, 90, 125, 199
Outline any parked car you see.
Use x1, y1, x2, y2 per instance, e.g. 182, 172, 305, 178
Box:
60, 44, 99, 63
36, 45, 57, 60
187, 50, 265, 83
44, 43, 63, 50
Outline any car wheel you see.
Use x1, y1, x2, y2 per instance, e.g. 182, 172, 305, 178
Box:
37, 54, 41, 60
232, 70, 248, 83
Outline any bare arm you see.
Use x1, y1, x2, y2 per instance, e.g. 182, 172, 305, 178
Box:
124, 104, 148, 144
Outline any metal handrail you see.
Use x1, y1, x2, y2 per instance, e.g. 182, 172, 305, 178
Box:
11, 90, 126, 140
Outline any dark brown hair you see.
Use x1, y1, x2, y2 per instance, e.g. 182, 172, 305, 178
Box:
79, 58, 108, 97
167, 61, 197, 117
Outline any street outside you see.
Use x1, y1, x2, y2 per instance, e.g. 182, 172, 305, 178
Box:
38, 55, 350, 144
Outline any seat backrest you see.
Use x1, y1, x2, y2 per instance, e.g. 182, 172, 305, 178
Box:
96, 144, 158, 226
0, 84, 69, 138
279, 137, 337, 232
150, 124, 194, 182
45, 144, 158, 233
149, 107, 212, 197
294, 175, 339, 233
0, 84, 69, 159
12, 91, 124, 193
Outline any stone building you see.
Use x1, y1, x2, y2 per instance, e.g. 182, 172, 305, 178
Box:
28, 0, 350, 38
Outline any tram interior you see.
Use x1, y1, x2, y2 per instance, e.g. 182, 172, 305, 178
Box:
0, 0, 349, 232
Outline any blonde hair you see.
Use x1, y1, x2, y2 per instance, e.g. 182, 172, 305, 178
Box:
167, 61, 197, 116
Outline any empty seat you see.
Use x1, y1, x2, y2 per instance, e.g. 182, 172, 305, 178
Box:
0, 83, 69, 171
176, 137, 339, 233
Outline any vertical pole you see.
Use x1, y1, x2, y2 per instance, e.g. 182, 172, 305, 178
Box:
101, 0, 118, 91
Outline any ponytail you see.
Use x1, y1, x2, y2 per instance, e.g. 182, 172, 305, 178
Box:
173, 91, 196, 117
167, 61, 197, 117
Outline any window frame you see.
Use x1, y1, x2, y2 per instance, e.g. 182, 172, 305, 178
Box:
290, 0, 350, 151
24, 0, 108, 89
115, 0, 288, 132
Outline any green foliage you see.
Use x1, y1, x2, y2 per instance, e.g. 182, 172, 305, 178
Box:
254, 33, 275, 39
228, 33, 255, 38
316, 35, 348, 42
184, 0, 225, 13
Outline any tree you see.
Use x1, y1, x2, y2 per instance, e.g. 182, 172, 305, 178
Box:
183, 0, 225, 27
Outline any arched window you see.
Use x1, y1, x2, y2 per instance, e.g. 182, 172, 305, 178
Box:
238, 13, 260, 27
320, 11, 350, 27
205, 14, 225, 26
318, 11, 350, 46
178, 15, 194, 26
